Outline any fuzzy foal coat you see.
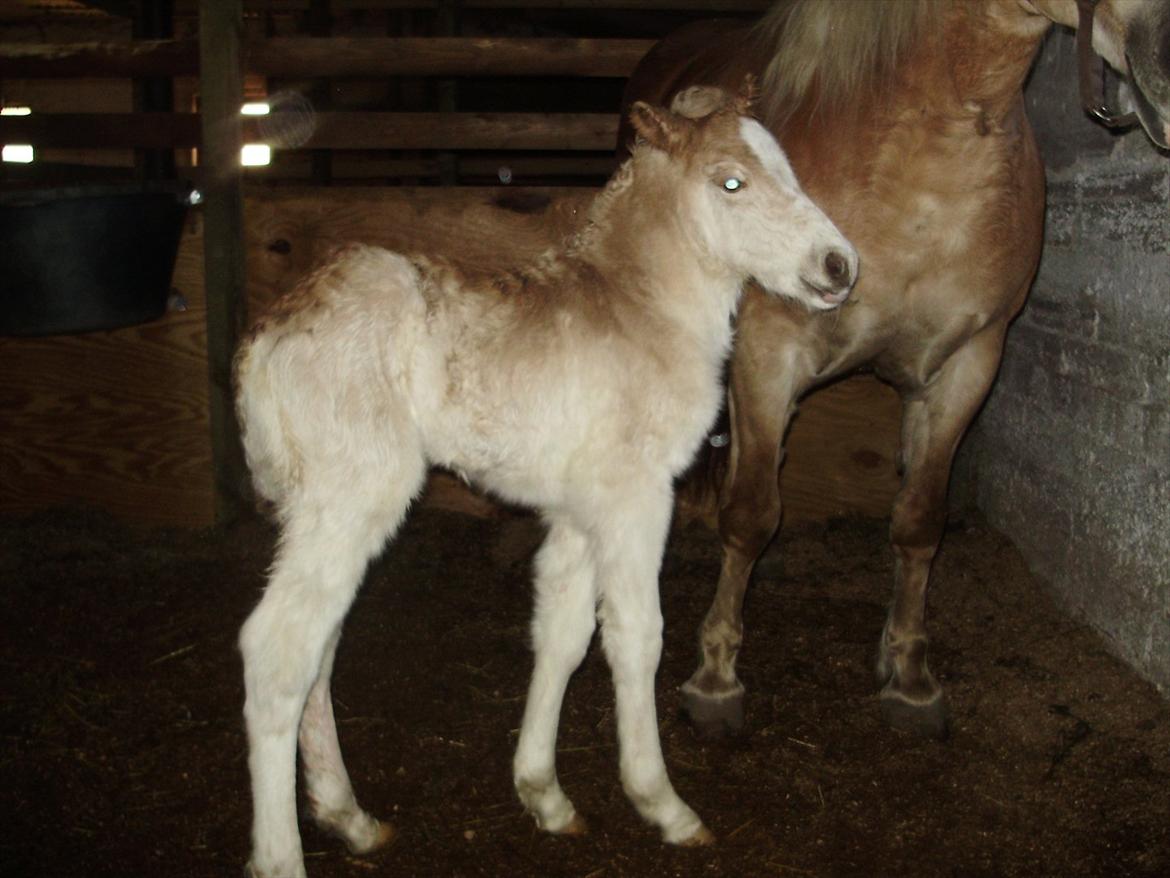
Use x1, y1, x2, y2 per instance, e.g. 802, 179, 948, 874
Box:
234, 98, 855, 878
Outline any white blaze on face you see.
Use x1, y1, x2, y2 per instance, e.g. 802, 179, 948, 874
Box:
739, 117, 799, 190
726, 116, 857, 311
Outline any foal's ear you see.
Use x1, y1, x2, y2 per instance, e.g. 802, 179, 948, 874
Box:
733, 74, 759, 116
628, 101, 689, 153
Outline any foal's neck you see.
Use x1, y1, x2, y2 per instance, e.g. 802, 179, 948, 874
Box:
570, 153, 742, 352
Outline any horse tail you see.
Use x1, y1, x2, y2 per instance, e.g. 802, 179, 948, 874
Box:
234, 328, 303, 511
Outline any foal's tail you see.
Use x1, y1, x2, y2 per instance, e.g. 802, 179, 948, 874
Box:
233, 329, 301, 511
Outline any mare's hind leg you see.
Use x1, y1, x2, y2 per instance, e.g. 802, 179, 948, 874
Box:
242, 459, 425, 878
681, 325, 809, 738
595, 487, 711, 845
299, 631, 395, 854
879, 325, 1006, 739
513, 519, 597, 835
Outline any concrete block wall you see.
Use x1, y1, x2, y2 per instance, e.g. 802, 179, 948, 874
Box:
959, 30, 1170, 693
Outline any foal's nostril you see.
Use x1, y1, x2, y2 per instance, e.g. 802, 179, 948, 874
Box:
825, 250, 852, 288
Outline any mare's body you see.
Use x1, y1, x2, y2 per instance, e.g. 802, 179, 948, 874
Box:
620, 0, 1170, 737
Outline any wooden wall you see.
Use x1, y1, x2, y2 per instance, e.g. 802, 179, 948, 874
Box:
0, 186, 902, 529
0, 2, 901, 530
0, 215, 213, 527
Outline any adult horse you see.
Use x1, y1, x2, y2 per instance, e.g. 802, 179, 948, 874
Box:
620, 0, 1170, 740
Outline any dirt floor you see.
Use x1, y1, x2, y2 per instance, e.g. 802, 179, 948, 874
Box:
2, 502, 1169, 878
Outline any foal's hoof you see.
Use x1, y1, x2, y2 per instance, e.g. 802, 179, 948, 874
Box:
344, 819, 398, 856
679, 824, 716, 847
680, 683, 745, 739
553, 813, 589, 836
879, 687, 950, 740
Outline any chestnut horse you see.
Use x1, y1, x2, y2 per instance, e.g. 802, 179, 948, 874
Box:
236, 88, 855, 877
621, 0, 1170, 740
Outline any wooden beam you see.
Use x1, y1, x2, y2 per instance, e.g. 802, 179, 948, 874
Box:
0, 39, 195, 78
199, 0, 249, 524
0, 36, 653, 79
0, 111, 621, 151
0, 113, 201, 148
261, 153, 618, 180
299, 112, 619, 151
248, 37, 655, 78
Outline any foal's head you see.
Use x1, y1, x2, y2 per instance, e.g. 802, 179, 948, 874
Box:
628, 84, 858, 310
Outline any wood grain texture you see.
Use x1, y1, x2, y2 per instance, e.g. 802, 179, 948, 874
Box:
783, 374, 902, 523
0, 283, 214, 528
0, 188, 901, 529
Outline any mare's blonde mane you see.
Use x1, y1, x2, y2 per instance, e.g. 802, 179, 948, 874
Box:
753, 0, 952, 127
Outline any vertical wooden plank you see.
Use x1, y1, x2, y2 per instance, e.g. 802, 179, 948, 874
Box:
199, 0, 248, 523
133, 0, 177, 181
307, 0, 334, 185
435, 0, 459, 185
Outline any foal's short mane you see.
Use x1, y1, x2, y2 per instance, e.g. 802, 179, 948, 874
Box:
753, 0, 951, 127
564, 147, 643, 257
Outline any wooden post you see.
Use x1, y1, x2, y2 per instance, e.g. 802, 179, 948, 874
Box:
132, 0, 176, 182
307, 0, 333, 185
436, 0, 459, 186
199, 0, 248, 523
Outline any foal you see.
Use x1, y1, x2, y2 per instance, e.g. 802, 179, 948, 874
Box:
235, 87, 856, 878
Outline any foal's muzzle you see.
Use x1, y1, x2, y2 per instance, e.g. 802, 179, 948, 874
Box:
802, 245, 858, 308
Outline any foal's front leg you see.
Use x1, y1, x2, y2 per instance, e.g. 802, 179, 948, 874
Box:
513, 519, 597, 834
595, 492, 713, 846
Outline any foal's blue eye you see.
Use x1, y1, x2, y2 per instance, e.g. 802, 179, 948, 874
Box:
722, 177, 743, 192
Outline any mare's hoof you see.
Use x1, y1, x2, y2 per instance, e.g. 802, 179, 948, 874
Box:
345, 819, 398, 856
879, 688, 950, 740
681, 684, 745, 739
679, 824, 716, 847
554, 813, 589, 836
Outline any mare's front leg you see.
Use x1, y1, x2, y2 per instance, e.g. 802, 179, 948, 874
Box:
879, 324, 1007, 739
595, 487, 713, 845
513, 519, 597, 834
681, 308, 811, 738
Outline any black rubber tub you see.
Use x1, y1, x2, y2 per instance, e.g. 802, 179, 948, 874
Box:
0, 183, 193, 336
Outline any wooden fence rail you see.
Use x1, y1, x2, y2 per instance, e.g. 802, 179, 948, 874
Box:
0, 111, 620, 151
0, 37, 656, 79
0, 0, 902, 530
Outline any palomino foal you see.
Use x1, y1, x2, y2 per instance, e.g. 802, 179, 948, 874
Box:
235, 87, 856, 878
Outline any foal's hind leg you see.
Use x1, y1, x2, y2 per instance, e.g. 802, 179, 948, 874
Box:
513, 519, 597, 835
681, 324, 809, 738
242, 462, 424, 878
878, 325, 1006, 739
299, 631, 395, 854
